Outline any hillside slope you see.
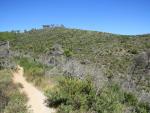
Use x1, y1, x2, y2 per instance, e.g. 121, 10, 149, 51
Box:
0, 27, 150, 113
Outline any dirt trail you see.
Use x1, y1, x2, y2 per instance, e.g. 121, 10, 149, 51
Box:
12, 65, 55, 113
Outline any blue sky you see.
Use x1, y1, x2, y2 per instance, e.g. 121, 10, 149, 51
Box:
0, 0, 150, 35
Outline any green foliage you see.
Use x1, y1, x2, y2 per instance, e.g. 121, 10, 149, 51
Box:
17, 57, 43, 70
0, 70, 28, 113
45, 76, 95, 113
0, 32, 17, 41
45, 76, 150, 113
8, 28, 150, 78
16, 57, 48, 88
4, 92, 27, 113
128, 48, 138, 54
144, 42, 150, 48
1, 27, 150, 113
124, 92, 138, 106
136, 102, 150, 113
93, 84, 124, 113
64, 49, 73, 57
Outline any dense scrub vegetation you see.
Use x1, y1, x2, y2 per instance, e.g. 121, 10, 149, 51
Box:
0, 32, 17, 41
15, 57, 55, 91
10, 27, 150, 77
0, 26, 150, 113
0, 70, 28, 113
1, 27, 150, 76
45, 76, 150, 113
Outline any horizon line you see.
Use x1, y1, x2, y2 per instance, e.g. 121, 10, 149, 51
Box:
0, 25, 150, 36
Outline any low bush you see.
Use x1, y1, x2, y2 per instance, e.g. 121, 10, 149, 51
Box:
18, 57, 44, 76
124, 92, 138, 106
45, 76, 150, 113
45, 76, 95, 113
16, 57, 51, 89
0, 70, 28, 113
136, 102, 150, 113
64, 49, 73, 57
0, 32, 17, 41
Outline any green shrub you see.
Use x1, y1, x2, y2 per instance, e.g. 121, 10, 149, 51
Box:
144, 42, 150, 48
93, 84, 124, 113
64, 49, 73, 57
124, 92, 138, 106
45, 76, 150, 113
0, 32, 17, 41
18, 57, 43, 70
46, 77, 114, 112
0, 70, 28, 113
136, 102, 150, 113
45, 76, 95, 112
17, 57, 45, 86
4, 91, 28, 113
128, 49, 138, 54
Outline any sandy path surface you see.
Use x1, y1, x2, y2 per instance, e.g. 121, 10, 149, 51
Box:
12, 66, 55, 113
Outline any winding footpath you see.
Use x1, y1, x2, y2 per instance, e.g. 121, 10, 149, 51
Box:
12, 65, 55, 113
